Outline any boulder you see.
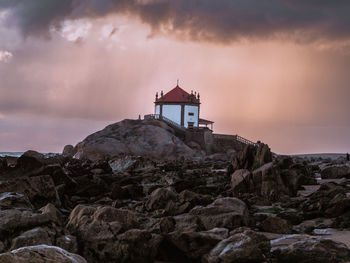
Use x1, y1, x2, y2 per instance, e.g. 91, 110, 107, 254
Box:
146, 187, 178, 211
231, 169, 251, 196
113, 229, 162, 263
260, 216, 292, 234
301, 182, 350, 220
62, 145, 75, 157
271, 234, 350, 263
0, 158, 8, 172
56, 235, 78, 254
109, 156, 155, 173
189, 197, 249, 230
10, 227, 53, 250
0, 192, 33, 210
0, 209, 54, 237
231, 160, 312, 201
0, 175, 61, 209
73, 119, 198, 161
321, 165, 350, 179
231, 143, 272, 171
163, 228, 229, 260
67, 205, 146, 263
0, 245, 87, 263
203, 229, 271, 263
15, 151, 46, 171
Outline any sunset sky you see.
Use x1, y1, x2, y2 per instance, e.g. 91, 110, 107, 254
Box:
0, 0, 350, 154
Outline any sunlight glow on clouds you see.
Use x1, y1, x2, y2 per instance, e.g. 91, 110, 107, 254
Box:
0, 50, 13, 63
59, 19, 92, 42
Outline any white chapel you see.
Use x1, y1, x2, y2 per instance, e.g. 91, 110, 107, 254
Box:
153, 84, 214, 130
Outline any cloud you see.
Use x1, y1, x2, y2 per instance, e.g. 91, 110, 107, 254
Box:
0, 50, 13, 62
1, 0, 350, 43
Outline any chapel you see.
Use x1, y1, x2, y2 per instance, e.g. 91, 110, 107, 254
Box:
154, 84, 214, 130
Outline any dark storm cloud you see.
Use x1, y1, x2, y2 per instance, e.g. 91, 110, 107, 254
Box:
1, 0, 350, 42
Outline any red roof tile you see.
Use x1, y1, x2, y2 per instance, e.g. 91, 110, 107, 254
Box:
155, 85, 200, 103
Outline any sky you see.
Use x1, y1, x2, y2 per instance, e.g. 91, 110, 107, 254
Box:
0, 0, 350, 154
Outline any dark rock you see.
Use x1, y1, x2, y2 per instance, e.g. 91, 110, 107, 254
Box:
203, 229, 271, 263
0, 192, 33, 210
0, 175, 61, 209
0, 158, 8, 172
110, 184, 130, 199
146, 187, 178, 212
321, 165, 350, 179
0, 209, 55, 239
260, 216, 292, 234
189, 197, 249, 230
232, 158, 315, 201
0, 245, 87, 263
231, 143, 272, 171
165, 228, 229, 260
301, 182, 350, 220
56, 235, 78, 254
67, 205, 145, 262
16, 151, 46, 171
271, 234, 350, 263
10, 227, 53, 250
62, 145, 75, 157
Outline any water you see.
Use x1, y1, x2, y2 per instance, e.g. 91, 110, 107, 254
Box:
0, 152, 59, 158
0, 152, 23, 157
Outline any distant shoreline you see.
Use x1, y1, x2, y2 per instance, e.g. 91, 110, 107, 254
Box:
0, 152, 59, 158
1, 151, 348, 160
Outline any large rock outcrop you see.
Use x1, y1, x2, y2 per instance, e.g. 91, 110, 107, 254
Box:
231, 143, 272, 171
73, 119, 199, 161
231, 155, 316, 202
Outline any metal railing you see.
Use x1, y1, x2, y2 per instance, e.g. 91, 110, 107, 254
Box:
144, 114, 187, 131
236, 135, 257, 146
213, 133, 257, 146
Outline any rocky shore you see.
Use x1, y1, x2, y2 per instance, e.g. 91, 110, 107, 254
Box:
0, 120, 349, 263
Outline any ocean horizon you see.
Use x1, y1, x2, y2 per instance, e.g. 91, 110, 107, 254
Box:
0, 152, 59, 158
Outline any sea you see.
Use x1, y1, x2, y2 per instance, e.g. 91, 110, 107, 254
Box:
0, 152, 59, 158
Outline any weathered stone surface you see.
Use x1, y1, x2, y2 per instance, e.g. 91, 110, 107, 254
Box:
231, 143, 272, 171
189, 197, 249, 230
231, 157, 316, 201
56, 235, 78, 254
39, 203, 63, 225
271, 234, 350, 263
10, 227, 53, 250
15, 151, 46, 171
301, 182, 350, 221
73, 119, 198, 161
146, 187, 178, 211
203, 229, 271, 263
0, 209, 53, 237
0, 245, 87, 263
231, 169, 251, 195
62, 145, 75, 157
67, 205, 149, 262
321, 165, 350, 179
0, 175, 61, 209
164, 228, 229, 260
0, 192, 33, 210
260, 216, 292, 234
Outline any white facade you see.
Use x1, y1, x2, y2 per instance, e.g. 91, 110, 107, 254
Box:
184, 105, 199, 128
155, 105, 160, 115
162, 105, 181, 124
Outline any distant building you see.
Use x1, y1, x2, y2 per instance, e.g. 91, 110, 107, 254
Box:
144, 82, 258, 154
153, 84, 214, 130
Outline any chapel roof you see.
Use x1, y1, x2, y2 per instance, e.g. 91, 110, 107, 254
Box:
155, 85, 200, 103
